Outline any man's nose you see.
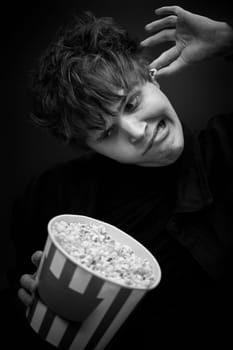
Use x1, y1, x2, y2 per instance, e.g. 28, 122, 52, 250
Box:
119, 116, 147, 144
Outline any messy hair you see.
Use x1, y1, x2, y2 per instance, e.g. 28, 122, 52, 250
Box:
30, 11, 150, 150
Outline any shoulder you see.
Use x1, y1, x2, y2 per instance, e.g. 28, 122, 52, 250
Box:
17, 153, 102, 216
22, 154, 98, 203
198, 113, 233, 182
35, 153, 97, 186
202, 112, 233, 131
198, 113, 233, 152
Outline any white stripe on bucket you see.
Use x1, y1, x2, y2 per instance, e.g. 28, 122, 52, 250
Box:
46, 315, 69, 346
69, 266, 92, 293
44, 236, 52, 257
95, 288, 146, 350
69, 280, 121, 350
30, 299, 47, 332
36, 237, 52, 282
50, 249, 66, 278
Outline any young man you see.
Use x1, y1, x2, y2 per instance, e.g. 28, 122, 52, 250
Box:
14, 5, 233, 349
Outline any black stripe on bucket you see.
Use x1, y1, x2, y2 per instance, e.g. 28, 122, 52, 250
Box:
58, 321, 82, 350
38, 306, 56, 339
85, 287, 132, 350
27, 293, 39, 325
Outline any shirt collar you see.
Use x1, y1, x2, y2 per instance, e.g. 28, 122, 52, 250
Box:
174, 124, 213, 213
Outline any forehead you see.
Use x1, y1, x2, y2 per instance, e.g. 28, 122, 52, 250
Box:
109, 84, 143, 112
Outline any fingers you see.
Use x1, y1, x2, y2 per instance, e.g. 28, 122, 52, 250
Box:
31, 250, 43, 267
18, 273, 38, 307
149, 46, 180, 70
20, 273, 38, 293
145, 15, 177, 33
17, 288, 34, 307
17, 251, 43, 308
154, 57, 187, 77
155, 6, 183, 16
140, 29, 176, 47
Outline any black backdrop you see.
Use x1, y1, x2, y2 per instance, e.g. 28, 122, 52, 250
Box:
3, 0, 233, 290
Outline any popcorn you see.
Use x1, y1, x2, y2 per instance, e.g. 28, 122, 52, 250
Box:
52, 221, 156, 288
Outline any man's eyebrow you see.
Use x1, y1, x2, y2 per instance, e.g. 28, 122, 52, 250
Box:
116, 95, 127, 113
116, 87, 141, 112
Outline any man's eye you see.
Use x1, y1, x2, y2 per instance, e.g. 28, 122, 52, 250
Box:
125, 94, 140, 113
97, 126, 114, 141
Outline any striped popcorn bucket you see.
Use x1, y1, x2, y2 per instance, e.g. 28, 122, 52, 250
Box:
26, 214, 161, 350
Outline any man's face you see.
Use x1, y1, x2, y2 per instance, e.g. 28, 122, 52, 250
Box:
87, 81, 184, 167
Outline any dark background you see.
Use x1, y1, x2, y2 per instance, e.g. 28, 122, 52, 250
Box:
2, 0, 233, 290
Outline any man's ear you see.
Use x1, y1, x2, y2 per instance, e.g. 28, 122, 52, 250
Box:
149, 68, 160, 88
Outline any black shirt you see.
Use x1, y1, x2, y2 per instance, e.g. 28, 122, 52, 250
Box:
10, 113, 233, 349
12, 114, 233, 278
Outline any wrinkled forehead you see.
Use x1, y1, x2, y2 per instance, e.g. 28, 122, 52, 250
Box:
87, 53, 149, 94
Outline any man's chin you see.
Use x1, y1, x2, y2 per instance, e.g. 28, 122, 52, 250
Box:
164, 145, 184, 164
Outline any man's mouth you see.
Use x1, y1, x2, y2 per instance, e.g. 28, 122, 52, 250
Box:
142, 119, 167, 155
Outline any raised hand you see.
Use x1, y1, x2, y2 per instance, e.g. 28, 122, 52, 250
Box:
141, 5, 233, 77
